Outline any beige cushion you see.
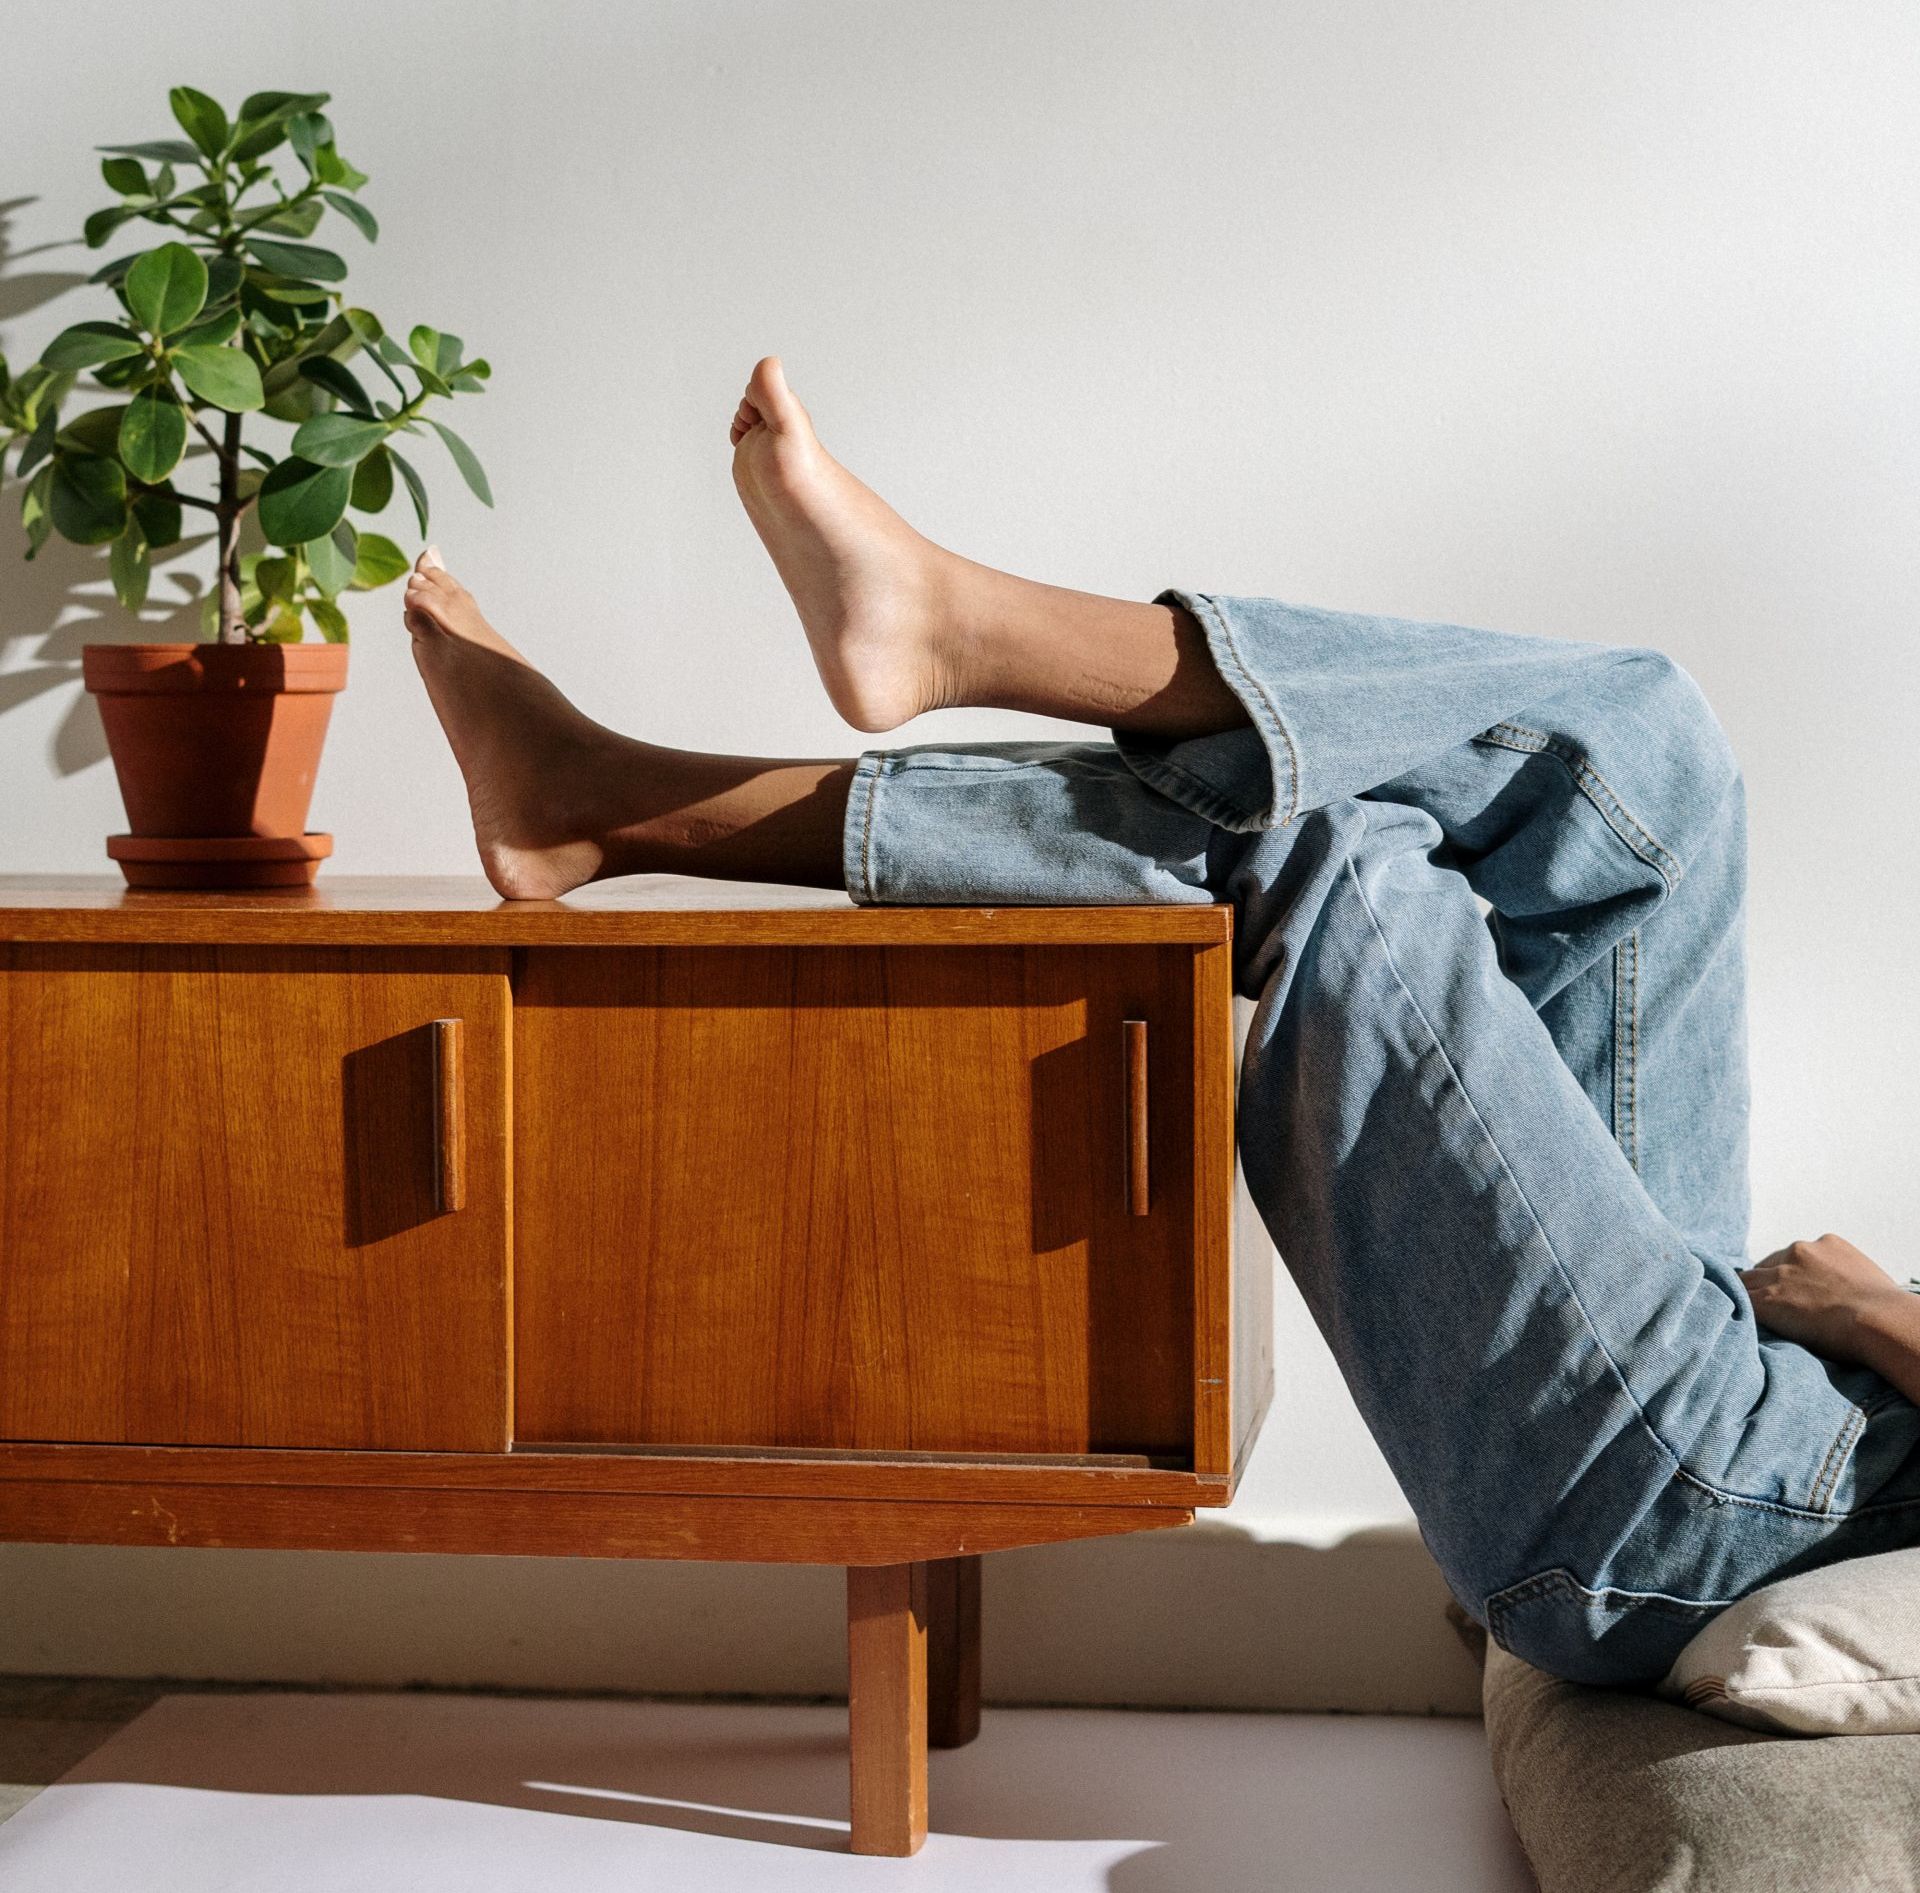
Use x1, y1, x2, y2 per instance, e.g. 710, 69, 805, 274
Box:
1658, 1549, 1920, 1735
1482, 1638, 1920, 1893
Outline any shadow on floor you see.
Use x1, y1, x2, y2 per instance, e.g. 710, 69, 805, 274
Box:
3, 1689, 1535, 1892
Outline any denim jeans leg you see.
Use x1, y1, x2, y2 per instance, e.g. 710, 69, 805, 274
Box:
847, 594, 1920, 1683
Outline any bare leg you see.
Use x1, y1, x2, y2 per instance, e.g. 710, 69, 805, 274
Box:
731, 357, 1247, 738
402, 554, 850, 900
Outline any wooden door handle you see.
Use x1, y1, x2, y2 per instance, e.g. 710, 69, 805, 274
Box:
1123, 1019, 1149, 1216
431, 1018, 466, 1212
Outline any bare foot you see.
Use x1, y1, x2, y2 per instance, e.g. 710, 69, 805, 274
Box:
402, 549, 613, 899
730, 356, 958, 731
729, 358, 1248, 742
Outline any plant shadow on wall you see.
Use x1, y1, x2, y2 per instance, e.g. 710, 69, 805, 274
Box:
0, 194, 147, 773
0, 86, 495, 789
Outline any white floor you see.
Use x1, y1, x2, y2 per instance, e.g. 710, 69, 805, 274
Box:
0, 1693, 1537, 1892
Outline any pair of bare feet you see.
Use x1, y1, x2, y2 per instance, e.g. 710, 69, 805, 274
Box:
402, 356, 1243, 900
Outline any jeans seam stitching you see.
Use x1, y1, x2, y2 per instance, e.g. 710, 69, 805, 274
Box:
1808, 1401, 1864, 1514
1187, 591, 1302, 824
1475, 723, 1682, 889
1123, 752, 1246, 827
1668, 1459, 1858, 1521
1626, 931, 1641, 1168
1341, 855, 1686, 1481
858, 755, 884, 902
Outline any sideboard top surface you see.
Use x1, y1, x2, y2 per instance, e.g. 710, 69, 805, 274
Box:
0, 874, 1232, 948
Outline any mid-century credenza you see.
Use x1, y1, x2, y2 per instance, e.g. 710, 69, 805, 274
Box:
0, 875, 1270, 1855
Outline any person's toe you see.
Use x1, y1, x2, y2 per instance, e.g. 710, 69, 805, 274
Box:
745, 356, 807, 436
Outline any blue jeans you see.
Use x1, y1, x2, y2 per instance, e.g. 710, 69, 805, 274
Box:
842, 591, 1920, 1686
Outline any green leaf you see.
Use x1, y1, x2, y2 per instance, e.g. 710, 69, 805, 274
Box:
428, 420, 492, 507
308, 596, 350, 643
253, 553, 297, 603
411, 362, 454, 398
41, 321, 145, 373
239, 89, 330, 120
206, 254, 244, 305
83, 205, 137, 249
56, 405, 130, 455
100, 156, 146, 195
288, 112, 333, 171
299, 356, 375, 416
322, 190, 378, 243
118, 388, 188, 483
110, 517, 151, 610
246, 271, 333, 305
173, 344, 265, 412
261, 605, 307, 643
317, 150, 368, 191
17, 405, 59, 479
448, 359, 492, 391
349, 529, 409, 589
432, 332, 465, 376
408, 325, 440, 368
388, 443, 429, 536
305, 519, 357, 596
125, 244, 208, 336
349, 444, 394, 514
21, 464, 54, 559
291, 411, 387, 467
251, 197, 326, 239
169, 87, 229, 161
257, 456, 352, 546
245, 237, 348, 282
172, 307, 241, 351
97, 139, 204, 165
48, 454, 128, 545
131, 487, 183, 550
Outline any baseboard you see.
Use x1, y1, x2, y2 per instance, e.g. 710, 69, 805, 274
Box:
0, 1517, 1481, 1716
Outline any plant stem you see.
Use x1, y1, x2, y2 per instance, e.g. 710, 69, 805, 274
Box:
216, 408, 245, 643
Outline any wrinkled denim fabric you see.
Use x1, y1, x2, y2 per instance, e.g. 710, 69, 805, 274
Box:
843, 591, 1920, 1686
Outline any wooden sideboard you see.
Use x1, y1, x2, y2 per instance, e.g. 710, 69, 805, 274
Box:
0, 874, 1270, 1855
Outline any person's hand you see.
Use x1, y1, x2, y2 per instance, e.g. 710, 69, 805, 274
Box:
1742, 1234, 1911, 1361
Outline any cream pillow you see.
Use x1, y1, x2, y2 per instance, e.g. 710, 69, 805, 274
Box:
1659, 1548, 1920, 1735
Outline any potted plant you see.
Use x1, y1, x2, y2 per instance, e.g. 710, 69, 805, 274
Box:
0, 85, 492, 887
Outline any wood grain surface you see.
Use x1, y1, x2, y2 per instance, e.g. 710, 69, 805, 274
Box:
0, 1441, 1229, 1509
0, 945, 512, 1451
512, 943, 1205, 1461
847, 1562, 929, 1855
0, 876, 1231, 949
0, 1479, 1192, 1563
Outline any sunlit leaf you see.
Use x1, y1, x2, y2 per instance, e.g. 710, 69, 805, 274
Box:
173, 344, 265, 411
168, 86, 229, 161
125, 243, 208, 336
349, 530, 409, 589
291, 412, 387, 467
110, 516, 150, 610
118, 388, 188, 484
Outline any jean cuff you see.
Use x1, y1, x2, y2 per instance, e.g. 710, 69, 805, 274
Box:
1111, 588, 1302, 832
842, 750, 887, 904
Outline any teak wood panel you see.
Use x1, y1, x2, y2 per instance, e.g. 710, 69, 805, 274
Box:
0, 945, 511, 1452
0, 875, 1233, 950
513, 944, 1210, 1460
0, 1478, 1193, 1564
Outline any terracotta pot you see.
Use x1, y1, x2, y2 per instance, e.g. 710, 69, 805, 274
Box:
82, 642, 348, 889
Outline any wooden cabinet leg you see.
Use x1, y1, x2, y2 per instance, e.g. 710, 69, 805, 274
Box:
927, 1554, 982, 1749
847, 1561, 928, 1856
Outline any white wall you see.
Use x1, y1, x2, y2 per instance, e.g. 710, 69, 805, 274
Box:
2, 0, 1916, 1712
